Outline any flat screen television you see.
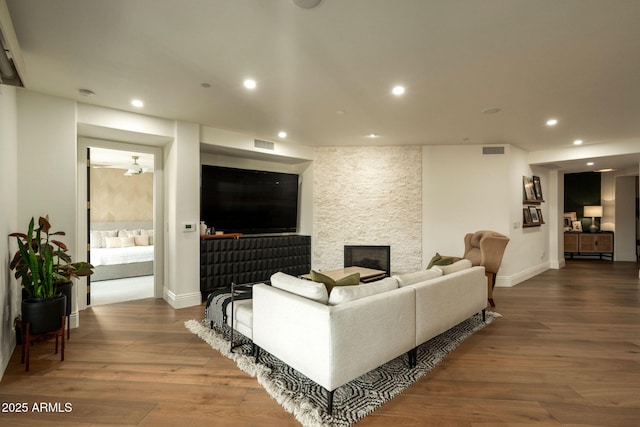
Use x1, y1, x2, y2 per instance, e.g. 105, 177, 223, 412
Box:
200, 165, 299, 235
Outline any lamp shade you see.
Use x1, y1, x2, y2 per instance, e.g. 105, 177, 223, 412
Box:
584, 205, 603, 217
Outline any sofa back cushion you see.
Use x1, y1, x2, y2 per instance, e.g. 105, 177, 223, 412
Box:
270, 272, 329, 304
328, 277, 398, 305
393, 269, 443, 287
432, 258, 473, 275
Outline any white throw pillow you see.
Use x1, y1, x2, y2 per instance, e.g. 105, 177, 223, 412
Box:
328, 277, 398, 305
270, 272, 329, 304
394, 269, 443, 287
90, 231, 104, 248
141, 229, 154, 245
434, 259, 473, 275
120, 236, 135, 248
105, 236, 121, 248
134, 235, 150, 246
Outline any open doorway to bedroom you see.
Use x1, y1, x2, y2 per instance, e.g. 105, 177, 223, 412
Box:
88, 147, 155, 305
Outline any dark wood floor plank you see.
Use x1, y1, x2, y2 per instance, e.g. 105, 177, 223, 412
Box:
0, 259, 638, 426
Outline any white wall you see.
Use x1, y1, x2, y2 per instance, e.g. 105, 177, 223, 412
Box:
423, 144, 551, 287
163, 121, 201, 308
0, 84, 18, 380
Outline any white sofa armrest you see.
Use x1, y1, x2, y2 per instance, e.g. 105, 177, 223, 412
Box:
252, 283, 416, 391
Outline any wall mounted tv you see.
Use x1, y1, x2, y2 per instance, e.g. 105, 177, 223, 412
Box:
200, 165, 299, 235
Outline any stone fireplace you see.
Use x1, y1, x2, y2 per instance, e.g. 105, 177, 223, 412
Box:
344, 245, 391, 276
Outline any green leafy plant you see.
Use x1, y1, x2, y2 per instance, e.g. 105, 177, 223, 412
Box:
9, 216, 94, 299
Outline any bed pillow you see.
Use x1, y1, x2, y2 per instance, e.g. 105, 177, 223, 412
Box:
105, 236, 121, 248
393, 268, 443, 287
134, 235, 150, 246
270, 272, 328, 304
120, 236, 135, 248
141, 229, 154, 245
328, 277, 398, 305
90, 230, 117, 248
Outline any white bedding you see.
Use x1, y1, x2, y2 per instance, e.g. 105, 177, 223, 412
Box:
90, 245, 154, 266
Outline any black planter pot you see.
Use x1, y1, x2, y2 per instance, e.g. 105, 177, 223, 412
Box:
21, 294, 66, 335
57, 281, 73, 316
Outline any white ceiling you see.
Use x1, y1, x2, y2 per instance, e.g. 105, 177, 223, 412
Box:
4, 0, 640, 172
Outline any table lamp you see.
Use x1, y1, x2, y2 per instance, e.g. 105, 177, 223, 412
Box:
583, 206, 603, 233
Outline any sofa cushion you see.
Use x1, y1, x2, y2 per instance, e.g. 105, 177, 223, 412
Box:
328, 277, 398, 305
393, 268, 443, 287
433, 258, 473, 275
310, 270, 360, 294
270, 272, 329, 304
427, 252, 454, 269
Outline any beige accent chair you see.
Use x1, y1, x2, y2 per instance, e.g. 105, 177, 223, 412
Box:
463, 230, 510, 307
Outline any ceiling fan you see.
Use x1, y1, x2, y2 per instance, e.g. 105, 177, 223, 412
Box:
124, 155, 144, 176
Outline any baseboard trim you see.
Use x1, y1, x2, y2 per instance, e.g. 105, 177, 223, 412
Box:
163, 288, 201, 309
495, 262, 550, 287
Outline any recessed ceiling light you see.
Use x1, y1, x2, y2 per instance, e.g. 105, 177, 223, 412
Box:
391, 85, 405, 96
367, 133, 380, 138
586, 162, 594, 166
336, 110, 346, 115
482, 107, 501, 115
278, 131, 287, 138
573, 139, 583, 145
595, 168, 616, 173
243, 79, 257, 90
78, 88, 95, 97
131, 99, 144, 108
292, 0, 323, 9
546, 119, 558, 126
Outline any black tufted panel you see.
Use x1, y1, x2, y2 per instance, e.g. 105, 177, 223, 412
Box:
200, 235, 311, 298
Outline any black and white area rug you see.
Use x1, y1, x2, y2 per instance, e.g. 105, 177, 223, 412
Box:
185, 311, 500, 427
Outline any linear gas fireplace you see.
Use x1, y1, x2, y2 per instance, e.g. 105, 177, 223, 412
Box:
344, 245, 391, 277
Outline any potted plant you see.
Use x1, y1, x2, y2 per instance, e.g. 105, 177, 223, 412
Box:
9, 216, 93, 335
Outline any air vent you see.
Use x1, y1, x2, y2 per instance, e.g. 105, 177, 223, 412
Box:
482, 146, 505, 155
254, 139, 275, 150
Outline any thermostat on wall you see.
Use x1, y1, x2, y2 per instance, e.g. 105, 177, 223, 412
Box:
183, 222, 196, 232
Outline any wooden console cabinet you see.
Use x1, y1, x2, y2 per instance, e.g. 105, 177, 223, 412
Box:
564, 232, 614, 260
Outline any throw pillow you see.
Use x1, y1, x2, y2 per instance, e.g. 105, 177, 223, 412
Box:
427, 252, 454, 269
134, 235, 150, 246
105, 236, 121, 248
120, 236, 135, 247
310, 270, 360, 294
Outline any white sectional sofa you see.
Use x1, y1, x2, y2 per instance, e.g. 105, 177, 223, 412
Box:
251, 261, 488, 412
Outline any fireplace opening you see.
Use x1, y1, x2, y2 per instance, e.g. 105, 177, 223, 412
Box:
344, 245, 391, 277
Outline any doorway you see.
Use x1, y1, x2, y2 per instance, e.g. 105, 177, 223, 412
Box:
87, 146, 155, 305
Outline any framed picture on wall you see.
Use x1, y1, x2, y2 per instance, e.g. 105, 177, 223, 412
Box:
533, 176, 544, 200
537, 208, 544, 224
523, 176, 535, 200
523, 208, 532, 224
529, 206, 540, 224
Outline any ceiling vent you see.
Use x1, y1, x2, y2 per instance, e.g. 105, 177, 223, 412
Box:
254, 139, 275, 150
482, 146, 505, 155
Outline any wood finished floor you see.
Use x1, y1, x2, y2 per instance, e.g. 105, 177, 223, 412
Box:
1, 260, 639, 426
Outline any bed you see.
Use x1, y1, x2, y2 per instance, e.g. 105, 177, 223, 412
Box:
90, 221, 154, 282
